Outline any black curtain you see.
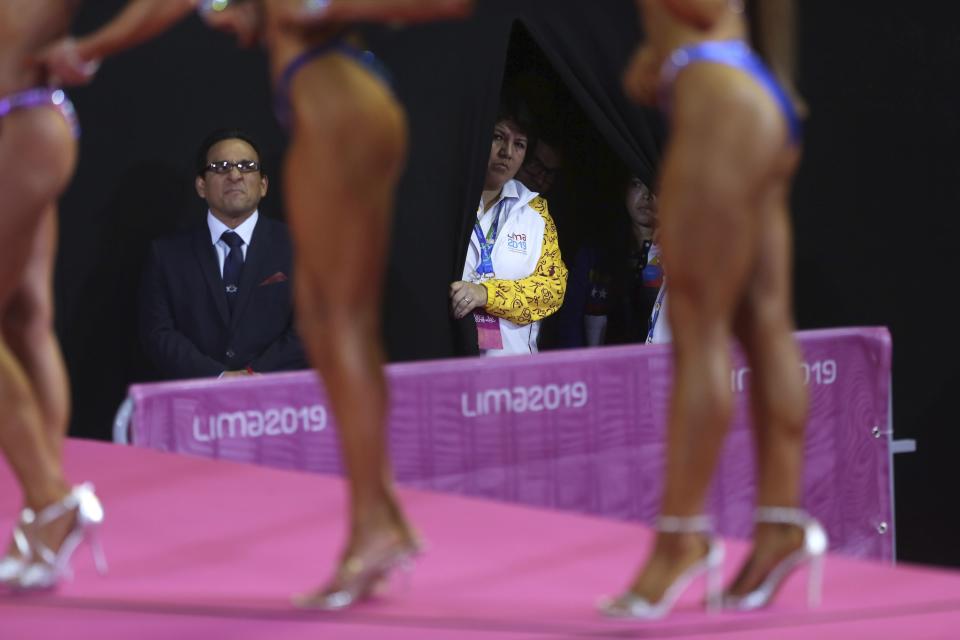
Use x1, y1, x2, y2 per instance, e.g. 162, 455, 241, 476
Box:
791, 2, 960, 569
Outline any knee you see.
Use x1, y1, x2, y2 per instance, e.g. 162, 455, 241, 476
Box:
667, 293, 736, 415
735, 303, 808, 433
666, 287, 728, 346
295, 309, 375, 377
294, 275, 373, 359
733, 292, 794, 353
2, 287, 50, 344
704, 365, 736, 426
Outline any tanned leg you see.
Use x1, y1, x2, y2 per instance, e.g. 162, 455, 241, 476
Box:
3, 210, 71, 462
727, 158, 809, 597
623, 64, 787, 604
0, 109, 76, 539
270, 46, 415, 600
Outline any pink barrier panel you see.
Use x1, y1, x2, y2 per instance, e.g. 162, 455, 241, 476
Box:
127, 327, 894, 561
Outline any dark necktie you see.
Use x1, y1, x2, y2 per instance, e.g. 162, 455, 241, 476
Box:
220, 230, 245, 314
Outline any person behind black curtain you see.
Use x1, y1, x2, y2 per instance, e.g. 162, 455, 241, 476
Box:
450, 96, 568, 356
554, 167, 661, 348
450, 11, 663, 357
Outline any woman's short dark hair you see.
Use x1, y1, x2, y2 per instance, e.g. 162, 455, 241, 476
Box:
494, 94, 538, 152
196, 128, 264, 176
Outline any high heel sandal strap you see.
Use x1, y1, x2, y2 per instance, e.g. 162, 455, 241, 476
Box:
656, 515, 712, 533
20, 484, 103, 565
754, 507, 811, 527
12, 523, 30, 558
22, 486, 90, 530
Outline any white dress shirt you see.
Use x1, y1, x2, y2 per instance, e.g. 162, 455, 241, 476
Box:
207, 210, 259, 276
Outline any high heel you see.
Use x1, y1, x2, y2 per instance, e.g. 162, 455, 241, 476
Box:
600, 515, 724, 620
0, 526, 30, 586
294, 539, 421, 610
723, 507, 828, 611
14, 483, 107, 591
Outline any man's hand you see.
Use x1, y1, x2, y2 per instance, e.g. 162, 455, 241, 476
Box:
221, 369, 254, 378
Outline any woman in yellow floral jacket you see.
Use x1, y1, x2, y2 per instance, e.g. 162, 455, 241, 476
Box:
450, 102, 568, 355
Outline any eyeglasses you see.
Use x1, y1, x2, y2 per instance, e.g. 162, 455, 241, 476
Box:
525, 156, 560, 180
205, 160, 261, 174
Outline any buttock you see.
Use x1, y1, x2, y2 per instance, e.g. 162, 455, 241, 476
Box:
273, 36, 393, 130
658, 40, 801, 146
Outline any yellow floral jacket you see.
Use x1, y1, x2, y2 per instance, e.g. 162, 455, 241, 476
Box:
480, 196, 568, 326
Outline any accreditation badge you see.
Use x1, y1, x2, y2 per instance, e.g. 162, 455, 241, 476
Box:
473, 311, 503, 350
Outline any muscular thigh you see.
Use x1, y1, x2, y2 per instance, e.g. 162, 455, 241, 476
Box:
280, 66, 404, 302
0, 110, 74, 304
2, 208, 56, 330
737, 158, 799, 330
0, 107, 76, 212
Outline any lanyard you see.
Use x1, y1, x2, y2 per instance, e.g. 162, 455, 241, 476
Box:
473, 198, 508, 279
646, 281, 668, 344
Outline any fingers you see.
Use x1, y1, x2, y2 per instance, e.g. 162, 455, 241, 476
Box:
455, 300, 474, 319
40, 39, 99, 86
449, 282, 480, 319
449, 280, 467, 296
200, 2, 262, 47
451, 293, 474, 318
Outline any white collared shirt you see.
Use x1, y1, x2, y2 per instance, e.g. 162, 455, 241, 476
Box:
207, 210, 259, 277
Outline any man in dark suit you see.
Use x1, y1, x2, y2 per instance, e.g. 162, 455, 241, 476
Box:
140, 129, 307, 379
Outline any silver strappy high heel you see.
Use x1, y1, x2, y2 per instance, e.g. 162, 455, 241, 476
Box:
294, 540, 422, 610
14, 483, 108, 591
600, 515, 724, 620
723, 507, 827, 611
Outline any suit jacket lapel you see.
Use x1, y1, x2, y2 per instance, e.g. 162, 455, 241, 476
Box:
193, 228, 230, 327
229, 219, 268, 331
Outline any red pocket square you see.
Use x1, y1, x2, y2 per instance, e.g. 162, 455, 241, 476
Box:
259, 271, 288, 286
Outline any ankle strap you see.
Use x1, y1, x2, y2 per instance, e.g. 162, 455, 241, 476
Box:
755, 507, 810, 527
656, 515, 712, 533
21, 483, 94, 528
12, 522, 30, 558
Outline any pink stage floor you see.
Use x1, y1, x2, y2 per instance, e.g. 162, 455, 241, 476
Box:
1, 440, 958, 639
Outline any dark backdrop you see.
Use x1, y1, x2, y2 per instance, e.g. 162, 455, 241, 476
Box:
56, 1, 959, 567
